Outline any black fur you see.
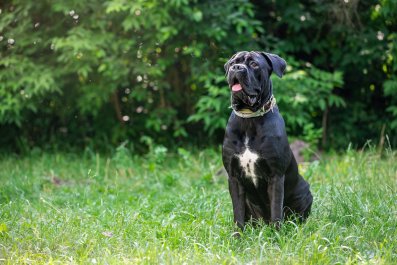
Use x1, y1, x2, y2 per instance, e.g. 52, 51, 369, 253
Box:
222, 51, 312, 230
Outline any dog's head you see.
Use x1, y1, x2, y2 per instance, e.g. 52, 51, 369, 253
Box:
224, 51, 286, 111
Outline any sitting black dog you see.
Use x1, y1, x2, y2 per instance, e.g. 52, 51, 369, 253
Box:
222, 51, 313, 230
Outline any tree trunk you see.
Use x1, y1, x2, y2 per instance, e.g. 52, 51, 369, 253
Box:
111, 90, 125, 125
321, 105, 329, 149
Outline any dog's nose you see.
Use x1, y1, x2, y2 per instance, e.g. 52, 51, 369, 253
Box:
231, 64, 245, 72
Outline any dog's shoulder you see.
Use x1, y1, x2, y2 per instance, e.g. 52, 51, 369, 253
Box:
257, 110, 292, 169
261, 109, 287, 136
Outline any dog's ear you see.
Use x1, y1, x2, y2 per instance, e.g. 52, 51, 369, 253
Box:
259, 52, 287, 78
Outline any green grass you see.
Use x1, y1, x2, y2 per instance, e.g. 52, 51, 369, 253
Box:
0, 147, 396, 264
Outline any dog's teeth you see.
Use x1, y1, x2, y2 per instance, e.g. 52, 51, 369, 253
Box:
248, 96, 256, 105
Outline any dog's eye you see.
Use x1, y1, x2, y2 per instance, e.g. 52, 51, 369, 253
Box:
250, 61, 259, 68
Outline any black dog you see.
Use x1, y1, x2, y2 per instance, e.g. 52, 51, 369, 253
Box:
222, 51, 313, 230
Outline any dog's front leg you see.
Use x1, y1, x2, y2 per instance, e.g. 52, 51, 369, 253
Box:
267, 175, 285, 228
228, 177, 246, 231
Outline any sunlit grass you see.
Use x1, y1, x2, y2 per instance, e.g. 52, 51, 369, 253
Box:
0, 147, 396, 264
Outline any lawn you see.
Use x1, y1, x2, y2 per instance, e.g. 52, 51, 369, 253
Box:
0, 146, 396, 264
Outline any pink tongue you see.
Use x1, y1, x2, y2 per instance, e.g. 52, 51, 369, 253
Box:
232, 83, 242, 92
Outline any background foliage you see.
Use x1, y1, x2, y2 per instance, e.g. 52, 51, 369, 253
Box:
0, 0, 396, 152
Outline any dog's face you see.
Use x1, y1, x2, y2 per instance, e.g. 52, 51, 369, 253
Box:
224, 51, 286, 111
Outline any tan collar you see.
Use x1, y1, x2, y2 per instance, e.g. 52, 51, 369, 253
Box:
233, 95, 277, 118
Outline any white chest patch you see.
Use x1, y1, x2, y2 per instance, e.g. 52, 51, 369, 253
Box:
238, 147, 259, 186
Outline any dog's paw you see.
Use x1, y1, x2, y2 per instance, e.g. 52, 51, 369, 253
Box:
271, 220, 282, 230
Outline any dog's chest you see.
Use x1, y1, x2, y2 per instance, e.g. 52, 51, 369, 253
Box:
237, 137, 260, 186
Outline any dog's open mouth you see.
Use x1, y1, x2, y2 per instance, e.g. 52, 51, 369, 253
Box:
232, 83, 242, 92
231, 78, 242, 92
230, 80, 258, 106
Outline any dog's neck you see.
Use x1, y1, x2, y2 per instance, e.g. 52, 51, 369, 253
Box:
260, 78, 274, 104
232, 94, 276, 118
